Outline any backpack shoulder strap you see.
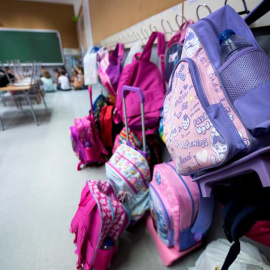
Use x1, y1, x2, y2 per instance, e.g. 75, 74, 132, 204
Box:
221, 190, 270, 270
167, 20, 194, 48
140, 32, 166, 83
111, 43, 124, 63
179, 19, 194, 45
191, 185, 214, 241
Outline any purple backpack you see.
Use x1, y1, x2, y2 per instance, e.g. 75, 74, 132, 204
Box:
114, 32, 166, 134
70, 87, 108, 170
70, 180, 129, 270
164, 5, 270, 175
97, 44, 124, 96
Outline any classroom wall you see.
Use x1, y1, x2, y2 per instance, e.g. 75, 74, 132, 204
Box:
89, 0, 185, 44
0, 0, 79, 48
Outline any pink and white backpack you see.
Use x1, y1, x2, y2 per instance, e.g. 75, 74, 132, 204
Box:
163, 6, 270, 175
70, 87, 108, 170
70, 180, 130, 270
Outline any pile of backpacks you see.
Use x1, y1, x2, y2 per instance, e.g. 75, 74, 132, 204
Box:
69, 5, 270, 270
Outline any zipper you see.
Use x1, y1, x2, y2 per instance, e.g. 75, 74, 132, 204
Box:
107, 162, 138, 194
115, 151, 148, 189
150, 183, 174, 246
181, 58, 210, 108
166, 163, 195, 225
190, 22, 253, 149
177, 58, 233, 173
107, 197, 115, 222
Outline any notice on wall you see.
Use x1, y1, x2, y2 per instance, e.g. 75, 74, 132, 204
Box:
187, 0, 199, 4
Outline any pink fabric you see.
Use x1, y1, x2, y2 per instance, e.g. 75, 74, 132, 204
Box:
70, 183, 101, 270
167, 20, 194, 48
114, 32, 166, 133
151, 161, 199, 250
245, 220, 270, 247
146, 215, 202, 266
70, 180, 129, 270
70, 87, 108, 169
112, 134, 120, 154
97, 44, 124, 96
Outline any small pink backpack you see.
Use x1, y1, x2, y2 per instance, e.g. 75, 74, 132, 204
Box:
70, 180, 130, 270
114, 32, 166, 134
97, 44, 124, 96
70, 86, 108, 170
148, 161, 213, 266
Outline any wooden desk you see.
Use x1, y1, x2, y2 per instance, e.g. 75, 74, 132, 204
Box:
0, 83, 47, 130
0, 85, 32, 92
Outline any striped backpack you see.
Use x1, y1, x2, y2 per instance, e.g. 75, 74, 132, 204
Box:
106, 86, 151, 224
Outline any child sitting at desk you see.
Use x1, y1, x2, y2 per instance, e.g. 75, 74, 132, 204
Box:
57, 70, 71, 91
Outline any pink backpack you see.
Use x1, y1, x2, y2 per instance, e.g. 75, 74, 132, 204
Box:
97, 44, 124, 96
70, 180, 129, 270
114, 32, 166, 134
148, 161, 213, 266
70, 86, 108, 170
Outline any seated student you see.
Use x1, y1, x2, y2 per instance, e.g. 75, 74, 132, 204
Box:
57, 70, 71, 91
60, 67, 69, 79
73, 63, 87, 90
40, 70, 55, 92
53, 68, 60, 83
70, 70, 77, 88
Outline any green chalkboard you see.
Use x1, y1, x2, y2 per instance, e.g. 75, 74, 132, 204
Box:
0, 29, 63, 65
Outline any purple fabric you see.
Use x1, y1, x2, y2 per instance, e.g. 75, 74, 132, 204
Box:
234, 81, 270, 137
106, 43, 124, 92
192, 5, 262, 70
207, 103, 246, 159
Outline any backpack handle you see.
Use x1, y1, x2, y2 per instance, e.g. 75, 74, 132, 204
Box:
111, 43, 124, 63
88, 85, 94, 119
191, 185, 214, 241
179, 20, 195, 45
121, 85, 146, 153
167, 19, 194, 48
140, 32, 166, 84
225, 0, 250, 15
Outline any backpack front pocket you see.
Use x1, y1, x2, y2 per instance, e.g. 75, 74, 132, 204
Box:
164, 58, 247, 175
149, 183, 174, 247
219, 47, 270, 138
